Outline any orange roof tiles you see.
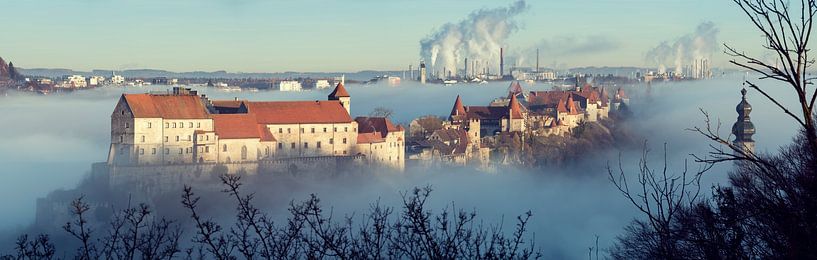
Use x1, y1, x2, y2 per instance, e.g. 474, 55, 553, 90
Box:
212, 114, 263, 139
450, 95, 466, 116
123, 94, 209, 119
357, 132, 385, 144
509, 94, 523, 119
328, 82, 350, 98
246, 101, 352, 124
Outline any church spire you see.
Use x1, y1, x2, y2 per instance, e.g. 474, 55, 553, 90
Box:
732, 88, 756, 154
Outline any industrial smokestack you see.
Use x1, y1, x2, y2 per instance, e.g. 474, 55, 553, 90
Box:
464, 58, 468, 79
536, 48, 539, 73
500, 48, 505, 77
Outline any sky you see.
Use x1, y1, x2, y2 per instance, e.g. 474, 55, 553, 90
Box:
0, 0, 761, 72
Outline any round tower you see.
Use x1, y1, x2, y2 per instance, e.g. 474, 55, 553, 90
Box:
732, 88, 756, 154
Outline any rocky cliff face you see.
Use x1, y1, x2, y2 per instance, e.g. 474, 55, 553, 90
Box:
0, 57, 9, 79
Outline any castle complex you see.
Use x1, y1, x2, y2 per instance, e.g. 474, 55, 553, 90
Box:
108, 83, 405, 172
409, 82, 629, 165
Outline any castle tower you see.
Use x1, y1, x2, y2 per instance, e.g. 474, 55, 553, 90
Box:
732, 88, 756, 154
450, 95, 467, 124
328, 82, 351, 115
508, 94, 525, 132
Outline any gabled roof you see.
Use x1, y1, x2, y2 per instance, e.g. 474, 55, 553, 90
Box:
357, 132, 385, 144
566, 94, 580, 115
246, 101, 352, 124
466, 106, 511, 120
328, 82, 350, 98
508, 81, 524, 95
450, 95, 466, 117
509, 94, 523, 119
122, 94, 209, 119
212, 114, 263, 140
355, 117, 403, 138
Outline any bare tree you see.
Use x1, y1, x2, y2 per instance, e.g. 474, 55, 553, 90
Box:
724, 0, 817, 152
369, 107, 394, 118
607, 143, 710, 258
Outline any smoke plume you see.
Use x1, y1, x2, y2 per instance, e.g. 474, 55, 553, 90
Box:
419, 0, 528, 76
645, 22, 719, 74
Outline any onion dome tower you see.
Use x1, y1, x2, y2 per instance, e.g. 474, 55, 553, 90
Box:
732, 88, 756, 154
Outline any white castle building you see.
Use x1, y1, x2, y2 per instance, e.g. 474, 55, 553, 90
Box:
108, 83, 404, 171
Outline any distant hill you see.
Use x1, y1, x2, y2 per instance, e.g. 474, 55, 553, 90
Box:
18, 68, 404, 81
0, 57, 9, 79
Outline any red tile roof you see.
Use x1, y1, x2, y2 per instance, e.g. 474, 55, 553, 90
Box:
509, 94, 523, 119
357, 132, 385, 144
246, 101, 352, 124
212, 114, 263, 139
328, 82, 350, 98
508, 81, 524, 95
122, 94, 209, 119
355, 117, 402, 138
450, 95, 466, 116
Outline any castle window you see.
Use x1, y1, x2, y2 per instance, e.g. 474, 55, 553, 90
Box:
329, 138, 334, 144
189, 122, 193, 128
343, 150, 347, 155
125, 123, 129, 129
311, 128, 315, 133
205, 146, 209, 153
179, 148, 183, 154
323, 128, 327, 132
206, 135, 209, 141
188, 135, 191, 141
173, 123, 177, 128
241, 146, 247, 160
343, 138, 347, 144
278, 143, 283, 150
147, 122, 152, 128
166, 123, 169, 128
278, 128, 283, 134
265, 147, 270, 155
176, 136, 179, 142
152, 148, 156, 154
301, 128, 304, 133
304, 142, 309, 149
121, 110, 125, 115
334, 127, 337, 132
164, 136, 168, 142
344, 127, 348, 132
317, 141, 321, 148
223, 144, 227, 152
119, 136, 123, 143
180, 123, 184, 128
291, 143, 295, 149
197, 122, 201, 128
139, 148, 144, 155
287, 128, 291, 133
141, 136, 145, 143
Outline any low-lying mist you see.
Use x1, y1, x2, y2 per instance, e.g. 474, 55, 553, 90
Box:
0, 75, 799, 258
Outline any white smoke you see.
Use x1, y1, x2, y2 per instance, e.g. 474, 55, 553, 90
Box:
645, 22, 719, 75
419, 0, 528, 76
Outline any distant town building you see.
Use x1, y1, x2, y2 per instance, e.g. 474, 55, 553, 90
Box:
315, 79, 331, 89
108, 83, 404, 171
89, 76, 105, 86
732, 88, 755, 154
111, 73, 125, 85
278, 80, 302, 92
64, 75, 87, 88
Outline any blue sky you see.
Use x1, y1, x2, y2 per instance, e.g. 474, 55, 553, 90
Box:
0, 0, 761, 72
